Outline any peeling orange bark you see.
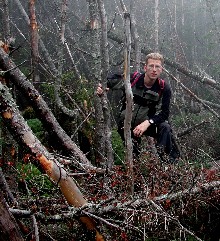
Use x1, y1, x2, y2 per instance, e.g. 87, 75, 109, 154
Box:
3, 111, 12, 119
37, 153, 53, 173
0, 41, 9, 53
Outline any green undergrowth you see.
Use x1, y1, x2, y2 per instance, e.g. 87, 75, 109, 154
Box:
16, 162, 57, 197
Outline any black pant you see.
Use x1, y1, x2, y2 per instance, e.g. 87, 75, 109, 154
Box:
117, 121, 179, 159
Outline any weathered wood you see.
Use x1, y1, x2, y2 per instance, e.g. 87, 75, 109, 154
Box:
123, 12, 134, 197
97, 0, 114, 170
14, 0, 79, 117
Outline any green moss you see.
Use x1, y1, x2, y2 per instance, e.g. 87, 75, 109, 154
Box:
27, 118, 44, 140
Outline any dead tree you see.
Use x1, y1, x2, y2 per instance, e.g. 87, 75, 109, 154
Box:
163, 68, 220, 120
29, 0, 40, 83
2, 0, 11, 44
122, 9, 134, 197
97, 0, 114, 170
87, 0, 107, 167
130, 1, 141, 72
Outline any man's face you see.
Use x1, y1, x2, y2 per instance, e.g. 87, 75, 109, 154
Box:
144, 59, 163, 81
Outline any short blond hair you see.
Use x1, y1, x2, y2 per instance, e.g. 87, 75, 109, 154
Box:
145, 53, 164, 65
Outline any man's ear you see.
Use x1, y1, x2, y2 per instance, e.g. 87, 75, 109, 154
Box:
144, 64, 147, 72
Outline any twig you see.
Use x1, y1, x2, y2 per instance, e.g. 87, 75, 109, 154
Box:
0, 61, 26, 76
82, 210, 120, 229
32, 214, 39, 241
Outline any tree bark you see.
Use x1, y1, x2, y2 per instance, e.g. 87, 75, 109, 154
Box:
87, 0, 106, 166
97, 0, 114, 170
2, 0, 11, 44
29, 0, 40, 83
154, 0, 159, 51
0, 167, 17, 206
123, 12, 134, 197
0, 81, 105, 241
130, 1, 141, 72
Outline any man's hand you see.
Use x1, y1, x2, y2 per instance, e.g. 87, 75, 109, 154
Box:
133, 120, 151, 137
96, 83, 109, 96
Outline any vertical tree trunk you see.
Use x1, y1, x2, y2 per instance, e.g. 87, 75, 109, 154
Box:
123, 11, 134, 197
60, 0, 67, 44
130, 1, 141, 72
29, 0, 40, 83
154, 0, 159, 51
2, 0, 11, 44
87, 0, 106, 166
97, 0, 114, 170
15, 0, 77, 117
53, 0, 79, 118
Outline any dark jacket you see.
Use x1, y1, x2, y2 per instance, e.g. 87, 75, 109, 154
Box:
107, 73, 171, 127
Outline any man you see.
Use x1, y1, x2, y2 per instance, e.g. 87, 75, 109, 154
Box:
97, 53, 179, 163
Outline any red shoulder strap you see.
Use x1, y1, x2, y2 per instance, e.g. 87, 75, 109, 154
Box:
131, 71, 141, 87
158, 78, 165, 96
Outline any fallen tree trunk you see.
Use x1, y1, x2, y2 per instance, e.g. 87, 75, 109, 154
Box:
0, 81, 105, 241
0, 47, 98, 172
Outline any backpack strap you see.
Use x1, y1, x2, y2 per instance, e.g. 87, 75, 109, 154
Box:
131, 71, 141, 87
158, 78, 165, 97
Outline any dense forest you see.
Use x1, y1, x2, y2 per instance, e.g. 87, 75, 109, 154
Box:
0, 0, 220, 240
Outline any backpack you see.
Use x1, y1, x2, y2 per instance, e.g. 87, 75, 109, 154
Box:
131, 71, 165, 97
